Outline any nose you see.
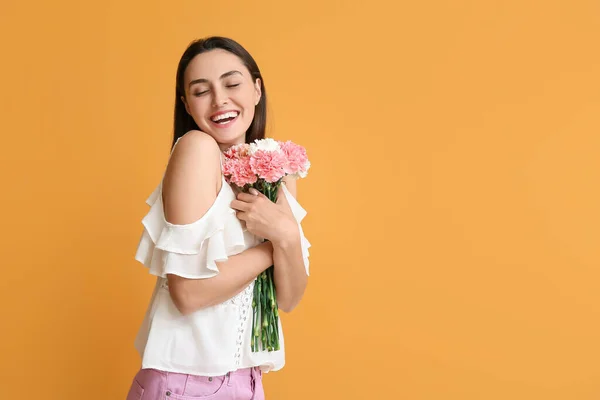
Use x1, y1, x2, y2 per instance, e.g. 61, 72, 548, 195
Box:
212, 87, 228, 107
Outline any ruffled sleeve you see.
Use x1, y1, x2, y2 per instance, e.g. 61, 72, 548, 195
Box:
134, 179, 247, 279
281, 183, 312, 276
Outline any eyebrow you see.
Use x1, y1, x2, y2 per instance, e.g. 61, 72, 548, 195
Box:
188, 70, 243, 88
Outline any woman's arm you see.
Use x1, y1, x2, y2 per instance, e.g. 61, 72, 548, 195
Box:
168, 241, 274, 315
161, 131, 272, 316
271, 177, 308, 313
230, 176, 309, 313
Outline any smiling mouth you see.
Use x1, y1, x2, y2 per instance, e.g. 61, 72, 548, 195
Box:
211, 111, 240, 125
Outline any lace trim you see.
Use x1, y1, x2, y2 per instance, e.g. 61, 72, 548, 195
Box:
232, 282, 254, 365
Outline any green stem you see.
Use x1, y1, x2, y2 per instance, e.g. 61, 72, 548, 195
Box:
251, 279, 257, 351
249, 182, 285, 352
256, 278, 262, 337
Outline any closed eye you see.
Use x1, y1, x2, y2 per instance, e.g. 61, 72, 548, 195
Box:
194, 84, 239, 96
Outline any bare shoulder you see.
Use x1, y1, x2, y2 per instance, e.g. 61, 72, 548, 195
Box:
174, 130, 220, 157
282, 175, 297, 198
166, 131, 220, 173
162, 130, 222, 224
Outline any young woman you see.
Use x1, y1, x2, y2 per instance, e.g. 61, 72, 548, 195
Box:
126, 36, 311, 400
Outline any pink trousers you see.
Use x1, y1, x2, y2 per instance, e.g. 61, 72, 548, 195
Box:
126, 366, 265, 400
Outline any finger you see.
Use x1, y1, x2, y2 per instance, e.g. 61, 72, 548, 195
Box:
230, 199, 252, 211
234, 210, 247, 221
249, 188, 269, 200
236, 192, 260, 203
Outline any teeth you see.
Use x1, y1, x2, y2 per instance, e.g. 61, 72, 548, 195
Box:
211, 111, 239, 122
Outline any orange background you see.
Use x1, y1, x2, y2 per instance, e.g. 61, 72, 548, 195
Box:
1, 0, 600, 399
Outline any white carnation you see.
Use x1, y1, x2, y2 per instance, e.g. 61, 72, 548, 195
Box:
292, 160, 311, 179
249, 138, 281, 154
299, 160, 311, 177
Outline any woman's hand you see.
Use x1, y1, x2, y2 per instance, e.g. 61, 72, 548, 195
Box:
230, 186, 299, 245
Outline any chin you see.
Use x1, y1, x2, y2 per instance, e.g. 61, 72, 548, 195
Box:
224, 129, 249, 141
216, 133, 247, 147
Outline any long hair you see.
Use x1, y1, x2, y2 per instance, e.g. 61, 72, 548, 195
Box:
172, 36, 267, 150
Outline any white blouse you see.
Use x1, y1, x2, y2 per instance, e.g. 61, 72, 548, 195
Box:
132, 138, 311, 377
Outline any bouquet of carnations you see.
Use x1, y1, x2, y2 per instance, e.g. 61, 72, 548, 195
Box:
222, 138, 310, 352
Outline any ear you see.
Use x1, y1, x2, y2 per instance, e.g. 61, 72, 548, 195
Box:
254, 78, 262, 105
180, 95, 191, 115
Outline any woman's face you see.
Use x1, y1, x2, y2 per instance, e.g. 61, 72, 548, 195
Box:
181, 49, 262, 150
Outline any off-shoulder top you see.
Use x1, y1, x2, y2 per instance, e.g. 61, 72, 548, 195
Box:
132, 135, 311, 376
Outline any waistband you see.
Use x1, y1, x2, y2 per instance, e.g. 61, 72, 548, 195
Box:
162, 366, 261, 393
159, 366, 261, 379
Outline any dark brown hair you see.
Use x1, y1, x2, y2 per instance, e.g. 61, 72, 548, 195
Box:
172, 36, 267, 150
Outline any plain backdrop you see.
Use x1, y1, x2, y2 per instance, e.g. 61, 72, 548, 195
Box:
1, 0, 599, 398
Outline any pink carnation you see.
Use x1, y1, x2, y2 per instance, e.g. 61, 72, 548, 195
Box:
250, 149, 287, 183
280, 140, 309, 176
223, 157, 257, 186
224, 143, 251, 160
